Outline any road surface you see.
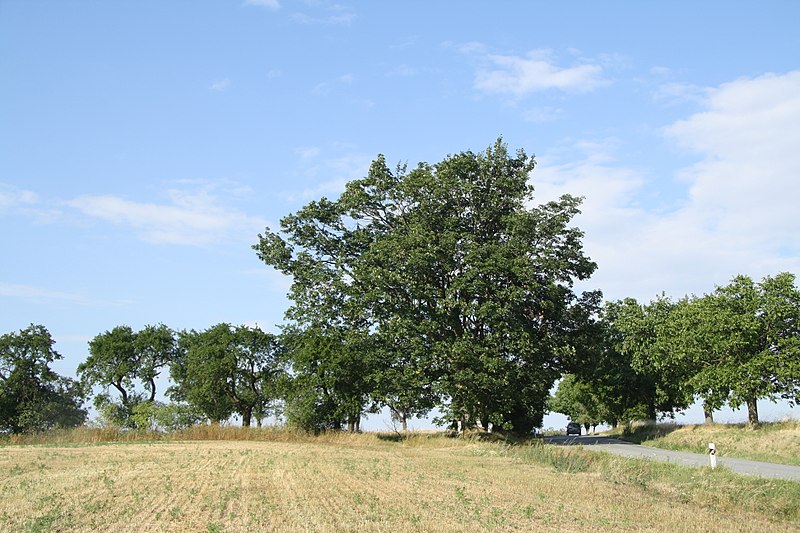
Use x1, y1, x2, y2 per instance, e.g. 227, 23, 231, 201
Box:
545, 435, 800, 482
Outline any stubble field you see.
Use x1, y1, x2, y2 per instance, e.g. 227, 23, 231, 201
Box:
1, 432, 798, 532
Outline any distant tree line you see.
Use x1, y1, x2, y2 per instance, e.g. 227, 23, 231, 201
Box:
2, 140, 799, 435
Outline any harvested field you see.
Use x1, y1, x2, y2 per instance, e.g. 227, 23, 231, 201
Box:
0, 436, 797, 532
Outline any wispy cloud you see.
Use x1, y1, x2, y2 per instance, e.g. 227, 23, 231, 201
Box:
243, 0, 280, 10
0, 282, 93, 306
290, 3, 356, 25
522, 106, 564, 123
67, 182, 270, 247
386, 64, 417, 78
285, 147, 372, 202
210, 78, 232, 92
312, 74, 354, 96
295, 146, 321, 159
0, 184, 38, 210
243, 268, 293, 295
652, 82, 707, 105
470, 48, 606, 96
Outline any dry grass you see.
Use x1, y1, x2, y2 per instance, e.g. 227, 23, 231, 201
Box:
1, 430, 798, 532
619, 420, 800, 466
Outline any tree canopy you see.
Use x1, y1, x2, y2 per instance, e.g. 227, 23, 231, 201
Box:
78, 324, 177, 428
674, 273, 800, 425
0, 325, 86, 433
255, 139, 598, 434
170, 324, 286, 427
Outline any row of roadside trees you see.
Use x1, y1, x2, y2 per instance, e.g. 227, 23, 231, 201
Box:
551, 273, 800, 429
2, 140, 799, 434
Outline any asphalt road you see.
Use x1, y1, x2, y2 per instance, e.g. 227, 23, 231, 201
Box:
545, 435, 800, 482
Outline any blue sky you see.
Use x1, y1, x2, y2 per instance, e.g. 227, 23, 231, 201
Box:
2, 1, 799, 428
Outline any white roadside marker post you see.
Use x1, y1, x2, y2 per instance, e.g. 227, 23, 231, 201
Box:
708, 442, 717, 470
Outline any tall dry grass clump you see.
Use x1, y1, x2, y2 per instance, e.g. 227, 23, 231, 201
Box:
0, 424, 467, 450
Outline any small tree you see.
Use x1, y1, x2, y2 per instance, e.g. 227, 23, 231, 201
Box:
79, 324, 176, 428
171, 324, 285, 427
604, 298, 695, 421
281, 326, 374, 432
0, 325, 86, 433
549, 374, 605, 433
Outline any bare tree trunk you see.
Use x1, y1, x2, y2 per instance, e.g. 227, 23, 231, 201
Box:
746, 398, 759, 426
401, 416, 408, 432
241, 406, 252, 428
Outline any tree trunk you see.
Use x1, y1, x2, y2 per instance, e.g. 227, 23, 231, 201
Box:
702, 402, 714, 424
147, 378, 157, 402
746, 398, 759, 426
646, 399, 657, 421
241, 406, 252, 428
113, 382, 129, 406
401, 416, 408, 432
347, 414, 361, 432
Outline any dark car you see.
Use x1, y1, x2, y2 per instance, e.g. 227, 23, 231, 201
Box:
566, 422, 581, 436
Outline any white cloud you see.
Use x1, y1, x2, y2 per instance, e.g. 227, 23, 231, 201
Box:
0, 185, 38, 209
290, 3, 356, 26
522, 106, 564, 123
286, 149, 372, 202
243, 267, 293, 295
652, 82, 707, 105
244, 0, 280, 9
386, 64, 417, 78
663, 71, 800, 269
534, 71, 800, 301
312, 74, 354, 96
0, 282, 92, 305
296, 146, 321, 159
210, 78, 232, 92
67, 183, 270, 247
473, 49, 606, 96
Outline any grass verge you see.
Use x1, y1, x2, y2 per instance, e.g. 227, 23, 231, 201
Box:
610, 419, 800, 466
515, 442, 800, 523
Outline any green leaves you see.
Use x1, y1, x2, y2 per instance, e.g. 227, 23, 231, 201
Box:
254, 139, 598, 434
686, 273, 800, 422
602, 273, 800, 426
0, 325, 86, 433
79, 324, 177, 427
171, 324, 285, 427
